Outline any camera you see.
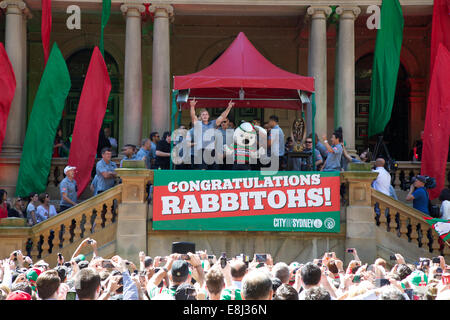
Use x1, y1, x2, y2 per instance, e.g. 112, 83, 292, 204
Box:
87, 240, 93, 244
185, 287, 196, 296
432, 257, 441, 264
403, 175, 436, 191
180, 254, 190, 260
389, 255, 396, 261
220, 253, 227, 269
255, 254, 267, 263
101, 259, 114, 269
207, 255, 215, 260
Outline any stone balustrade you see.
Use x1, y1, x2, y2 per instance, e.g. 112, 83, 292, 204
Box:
0, 184, 122, 263
379, 161, 450, 191
372, 189, 450, 256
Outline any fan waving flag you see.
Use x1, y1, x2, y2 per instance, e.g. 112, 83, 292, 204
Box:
424, 216, 450, 242
0, 43, 16, 153
68, 46, 111, 196
16, 43, 71, 197
368, 0, 404, 137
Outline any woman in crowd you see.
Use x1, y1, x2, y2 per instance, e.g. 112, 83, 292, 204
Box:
439, 188, 450, 220
0, 189, 8, 219
35, 193, 57, 224
8, 197, 26, 219
26, 192, 39, 226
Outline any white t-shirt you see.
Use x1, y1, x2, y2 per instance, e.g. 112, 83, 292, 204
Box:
36, 205, 57, 223
441, 200, 450, 220
372, 167, 391, 196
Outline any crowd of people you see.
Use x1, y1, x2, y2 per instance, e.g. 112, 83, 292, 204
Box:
0, 239, 449, 301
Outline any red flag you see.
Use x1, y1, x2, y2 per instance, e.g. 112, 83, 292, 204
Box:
429, 0, 450, 74
0, 42, 16, 153
41, 0, 52, 65
421, 44, 450, 199
68, 47, 111, 196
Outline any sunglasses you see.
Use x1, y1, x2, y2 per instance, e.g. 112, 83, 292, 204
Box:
306, 141, 313, 143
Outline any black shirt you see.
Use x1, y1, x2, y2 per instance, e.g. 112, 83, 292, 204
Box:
155, 140, 171, 169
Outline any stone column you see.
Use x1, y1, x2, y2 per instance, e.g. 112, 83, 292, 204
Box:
341, 167, 378, 265
115, 168, 153, 263
334, 6, 360, 153
150, 4, 173, 135
120, 3, 145, 147
0, 0, 29, 155
307, 6, 331, 137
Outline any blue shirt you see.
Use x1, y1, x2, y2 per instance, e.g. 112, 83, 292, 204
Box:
95, 159, 117, 192
136, 147, 151, 169
270, 125, 285, 156
316, 141, 328, 160
60, 177, 77, 207
150, 142, 157, 160
322, 144, 343, 171
195, 120, 216, 150
91, 175, 99, 196
412, 187, 429, 214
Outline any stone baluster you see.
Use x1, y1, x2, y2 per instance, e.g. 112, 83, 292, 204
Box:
409, 219, 420, 245
72, 217, 83, 243
93, 206, 104, 232
30, 234, 41, 261
397, 214, 409, 241
84, 210, 94, 236
40, 230, 51, 257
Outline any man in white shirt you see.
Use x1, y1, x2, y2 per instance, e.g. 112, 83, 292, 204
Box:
372, 158, 391, 196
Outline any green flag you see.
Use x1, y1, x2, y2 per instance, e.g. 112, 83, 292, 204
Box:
100, 0, 111, 57
15, 43, 71, 197
368, 0, 404, 137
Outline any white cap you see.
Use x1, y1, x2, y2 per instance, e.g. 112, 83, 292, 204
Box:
64, 166, 76, 175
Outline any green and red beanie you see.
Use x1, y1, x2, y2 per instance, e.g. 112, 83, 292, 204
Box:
26, 267, 43, 291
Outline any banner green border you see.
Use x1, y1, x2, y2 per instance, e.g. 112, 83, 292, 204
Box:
153, 211, 340, 233
153, 170, 341, 186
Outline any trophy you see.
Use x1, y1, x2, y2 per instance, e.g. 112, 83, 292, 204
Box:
292, 117, 306, 152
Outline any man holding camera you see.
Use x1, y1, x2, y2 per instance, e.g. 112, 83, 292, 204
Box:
406, 175, 430, 215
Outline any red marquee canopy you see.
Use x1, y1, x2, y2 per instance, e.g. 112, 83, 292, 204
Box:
173, 32, 315, 110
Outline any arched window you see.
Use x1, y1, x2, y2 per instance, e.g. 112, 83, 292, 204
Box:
61, 48, 120, 156
355, 53, 410, 160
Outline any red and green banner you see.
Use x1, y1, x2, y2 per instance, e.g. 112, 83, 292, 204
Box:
0, 42, 16, 154
153, 170, 341, 233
